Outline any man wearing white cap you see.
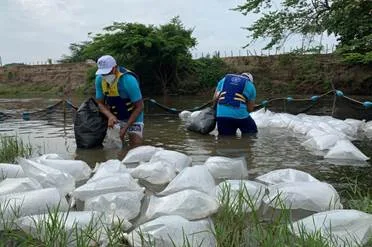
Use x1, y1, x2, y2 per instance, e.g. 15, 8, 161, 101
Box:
213, 72, 257, 135
95, 55, 144, 147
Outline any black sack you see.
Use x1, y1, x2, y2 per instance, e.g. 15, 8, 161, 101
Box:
186, 107, 216, 134
74, 98, 108, 148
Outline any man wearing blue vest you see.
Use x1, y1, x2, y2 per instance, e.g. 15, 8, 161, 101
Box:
95, 55, 144, 147
213, 72, 257, 135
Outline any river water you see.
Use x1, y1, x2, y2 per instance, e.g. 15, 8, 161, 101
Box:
0, 96, 371, 191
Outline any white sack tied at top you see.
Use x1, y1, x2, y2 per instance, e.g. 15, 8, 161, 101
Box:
290, 209, 372, 247
324, 140, 369, 161
130, 161, 177, 185
19, 158, 75, 195
216, 180, 267, 212
89, 159, 129, 183
126, 215, 216, 247
145, 189, 219, 221
0, 163, 25, 181
122, 145, 164, 164
263, 181, 342, 212
157, 165, 216, 197
0, 177, 42, 196
255, 168, 319, 185
36, 154, 92, 182
149, 150, 192, 173
204, 156, 248, 180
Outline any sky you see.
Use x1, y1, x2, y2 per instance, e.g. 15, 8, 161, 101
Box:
0, 0, 337, 65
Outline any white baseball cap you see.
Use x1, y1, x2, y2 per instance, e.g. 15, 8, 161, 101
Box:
241, 72, 253, 82
95, 55, 117, 75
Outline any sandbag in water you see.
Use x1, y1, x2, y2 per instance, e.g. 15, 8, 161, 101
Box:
130, 161, 177, 185
178, 110, 192, 121
256, 168, 319, 185
145, 189, 219, 221
19, 158, 75, 195
0, 177, 42, 196
149, 150, 191, 173
185, 107, 216, 135
0, 163, 24, 181
122, 145, 163, 164
204, 156, 248, 180
126, 215, 216, 247
90, 159, 129, 183
290, 209, 372, 247
325, 140, 369, 161
301, 134, 341, 151
216, 180, 266, 212
158, 165, 216, 197
74, 97, 107, 148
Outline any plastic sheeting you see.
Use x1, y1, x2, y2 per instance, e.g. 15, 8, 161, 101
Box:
19, 158, 75, 195
145, 189, 219, 221
130, 161, 177, 185
204, 156, 248, 180
185, 107, 216, 135
325, 140, 369, 161
122, 145, 163, 164
149, 150, 191, 173
126, 215, 216, 247
263, 182, 342, 212
216, 180, 266, 212
291, 209, 372, 247
0, 163, 24, 180
0, 177, 42, 196
158, 165, 216, 197
256, 168, 319, 185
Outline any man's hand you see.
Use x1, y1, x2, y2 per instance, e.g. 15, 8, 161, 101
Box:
119, 125, 128, 141
108, 116, 118, 128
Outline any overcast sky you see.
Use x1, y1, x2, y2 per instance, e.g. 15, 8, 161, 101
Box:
0, 0, 337, 64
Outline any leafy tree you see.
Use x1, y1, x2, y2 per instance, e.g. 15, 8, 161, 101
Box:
235, 0, 372, 63
60, 17, 197, 94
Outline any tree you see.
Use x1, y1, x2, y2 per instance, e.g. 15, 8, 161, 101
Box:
60, 17, 197, 94
235, 0, 372, 62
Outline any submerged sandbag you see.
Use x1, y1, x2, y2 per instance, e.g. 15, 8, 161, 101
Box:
126, 215, 216, 247
145, 189, 219, 221
130, 161, 177, 185
0, 163, 24, 180
324, 140, 369, 161
0, 177, 42, 196
291, 210, 372, 247
149, 150, 191, 172
204, 156, 248, 180
256, 168, 319, 185
122, 145, 163, 164
74, 97, 107, 149
185, 107, 216, 134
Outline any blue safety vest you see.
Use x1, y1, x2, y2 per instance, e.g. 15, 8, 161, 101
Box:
218, 74, 248, 107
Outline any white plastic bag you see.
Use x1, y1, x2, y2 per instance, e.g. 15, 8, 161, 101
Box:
263, 182, 342, 212
0, 177, 42, 196
178, 110, 192, 121
145, 189, 219, 221
0, 163, 24, 180
256, 168, 319, 185
158, 165, 216, 196
126, 215, 216, 247
19, 158, 75, 195
291, 209, 372, 247
73, 173, 144, 201
90, 159, 128, 183
301, 134, 341, 151
85, 191, 144, 221
122, 145, 163, 164
216, 180, 266, 212
130, 161, 177, 185
149, 150, 191, 172
204, 156, 248, 180
325, 140, 369, 161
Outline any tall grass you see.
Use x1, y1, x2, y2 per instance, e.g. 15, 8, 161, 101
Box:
0, 135, 32, 163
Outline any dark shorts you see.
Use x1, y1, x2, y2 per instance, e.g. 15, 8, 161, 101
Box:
217, 116, 258, 135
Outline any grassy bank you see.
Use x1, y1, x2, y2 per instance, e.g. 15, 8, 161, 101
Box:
0, 135, 32, 163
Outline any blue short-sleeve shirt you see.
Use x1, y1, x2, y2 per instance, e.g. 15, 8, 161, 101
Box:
216, 76, 256, 119
95, 73, 144, 122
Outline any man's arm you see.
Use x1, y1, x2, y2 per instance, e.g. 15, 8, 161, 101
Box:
96, 99, 117, 128
246, 101, 255, 113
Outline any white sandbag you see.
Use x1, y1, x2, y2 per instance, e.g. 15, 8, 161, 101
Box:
73, 173, 144, 201
216, 180, 266, 212
126, 215, 216, 247
19, 158, 75, 195
17, 211, 113, 246
301, 134, 341, 151
105, 124, 122, 148
149, 150, 191, 172
89, 159, 129, 183
327, 119, 358, 139
190, 110, 201, 118
0, 188, 69, 230
37, 155, 92, 182
325, 140, 369, 161
291, 210, 372, 247
37, 153, 64, 160
318, 122, 348, 140
263, 182, 342, 212
204, 156, 248, 179
255, 168, 319, 185
0, 163, 24, 180
178, 110, 192, 121
363, 121, 372, 139
158, 165, 216, 196
145, 189, 219, 221
85, 191, 144, 221
122, 145, 163, 164
305, 128, 327, 139
344, 118, 365, 131
0, 177, 42, 196
290, 121, 313, 135
130, 161, 177, 185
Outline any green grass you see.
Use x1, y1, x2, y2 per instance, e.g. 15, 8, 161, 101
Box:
0, 135, 32, 163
